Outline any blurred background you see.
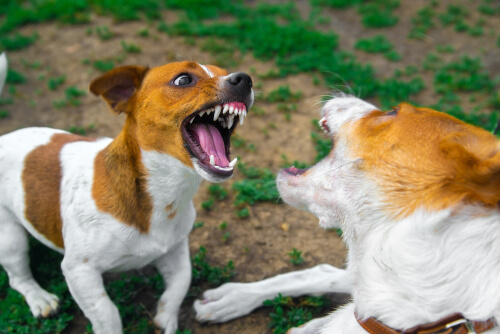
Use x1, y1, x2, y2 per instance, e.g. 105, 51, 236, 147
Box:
0, 0, 499, 333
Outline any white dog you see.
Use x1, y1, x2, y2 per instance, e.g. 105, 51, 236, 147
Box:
0, 61, 253, 334
196, 95, 499, 334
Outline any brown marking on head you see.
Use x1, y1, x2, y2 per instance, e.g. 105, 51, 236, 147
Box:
90, 61, 230, 169
165, 203, 174, 212
349, 102, 500, 218
22, 133, 96, 249
92, 119, 153, 233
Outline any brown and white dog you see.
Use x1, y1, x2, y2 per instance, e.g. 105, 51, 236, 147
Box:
195, 94, 500, 334
0, 61, 253, 334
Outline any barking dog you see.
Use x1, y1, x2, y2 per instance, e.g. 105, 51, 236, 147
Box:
0, 61, 253, 334
196, 95, 500, 334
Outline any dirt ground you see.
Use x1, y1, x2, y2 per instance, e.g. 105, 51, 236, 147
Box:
1, 1, 499, 333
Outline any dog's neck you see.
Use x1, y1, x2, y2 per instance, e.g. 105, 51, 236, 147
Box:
349, 206, 500, 329
97, 117, 202, 230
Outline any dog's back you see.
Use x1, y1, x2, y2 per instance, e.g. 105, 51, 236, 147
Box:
0, 127, 111, 251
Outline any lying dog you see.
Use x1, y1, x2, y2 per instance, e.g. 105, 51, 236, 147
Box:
0, 61, 253, 334
196, 94, 500, 333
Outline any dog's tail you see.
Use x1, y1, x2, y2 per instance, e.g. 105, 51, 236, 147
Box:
0, 52, 7, 97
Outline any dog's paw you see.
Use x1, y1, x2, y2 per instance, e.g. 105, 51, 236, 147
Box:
153, 312, 177, 334
194, 283, 262, 323
26, 290, 59, 318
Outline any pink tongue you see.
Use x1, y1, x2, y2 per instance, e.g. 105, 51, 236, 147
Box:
191, 123, 229, 167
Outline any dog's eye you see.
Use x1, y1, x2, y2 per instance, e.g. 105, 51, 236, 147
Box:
386, 107, 398, 116
173, 74, 193, 86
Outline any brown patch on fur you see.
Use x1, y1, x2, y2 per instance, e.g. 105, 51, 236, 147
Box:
22, 133, 96, 249
350, 103, 500, 218
168, 210, 177, 219
92, 119, 153, 233
165, 203, 174, 212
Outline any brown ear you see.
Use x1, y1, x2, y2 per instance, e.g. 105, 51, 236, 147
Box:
442, 132, 500, 206
89, 65, 149, 114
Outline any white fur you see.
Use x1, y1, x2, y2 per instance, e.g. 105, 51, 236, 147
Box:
199, 63, 214, 78
0, 52, 7, 96
196, 96, 500, 334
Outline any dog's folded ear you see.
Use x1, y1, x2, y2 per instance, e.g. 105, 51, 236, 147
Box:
441, 131, 500, 206
90, 65, 149, 115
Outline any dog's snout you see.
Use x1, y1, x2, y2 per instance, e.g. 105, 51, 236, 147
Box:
227, 72, 252, 89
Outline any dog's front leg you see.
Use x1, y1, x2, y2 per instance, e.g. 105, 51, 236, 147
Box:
61, 258, 122, 334
195, 264, 351, 323
152, 238, 191, 334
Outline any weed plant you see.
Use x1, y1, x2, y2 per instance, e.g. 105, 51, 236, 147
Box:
96, 25, 114, 40
264, 294, 332, 334
232, 162, 280, 206
47, 75, 66, 91
6, 69, 26, 85
0, 33, 37, 50
288, 249, 304, 266
93, 59, 115, 72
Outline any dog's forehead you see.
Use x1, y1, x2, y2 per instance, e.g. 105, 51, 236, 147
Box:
147, 61, 228, 81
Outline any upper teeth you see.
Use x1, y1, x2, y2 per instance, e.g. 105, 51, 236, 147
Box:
191, 103, 247, 128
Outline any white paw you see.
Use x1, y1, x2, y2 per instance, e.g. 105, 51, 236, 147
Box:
25, 290, 59, 318
154, 311, 177, 334
194, 283, 261, 323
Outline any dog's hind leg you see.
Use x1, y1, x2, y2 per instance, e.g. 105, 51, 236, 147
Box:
195, 264, 351, 323
0, 211, 59, 318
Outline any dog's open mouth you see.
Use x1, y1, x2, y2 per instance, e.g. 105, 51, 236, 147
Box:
182, 102, 247, 176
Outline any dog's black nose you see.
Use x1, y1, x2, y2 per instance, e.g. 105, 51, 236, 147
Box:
225, 72, 253, 106
227, 72, 252, 90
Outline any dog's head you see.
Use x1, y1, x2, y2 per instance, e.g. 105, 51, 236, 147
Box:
90, 61, 254, 183
277, 94, 500, 230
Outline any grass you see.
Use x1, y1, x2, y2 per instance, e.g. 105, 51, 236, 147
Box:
232, 162, 280, 206
288, 249, 304, 266
263, 294, 332, 334
47, 75, 66, 91
355, 35, 401, 61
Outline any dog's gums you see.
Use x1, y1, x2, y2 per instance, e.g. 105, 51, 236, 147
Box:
183, 102, 247, 176
283, 166, 309, 176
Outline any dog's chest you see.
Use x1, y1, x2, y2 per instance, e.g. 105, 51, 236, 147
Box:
60, 143, 200, 271
106, 204, 196, 272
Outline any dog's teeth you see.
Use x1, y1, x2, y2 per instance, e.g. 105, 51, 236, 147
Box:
210, 155, 215, 166
229, 106, 234, 114
223, 104, 229, 114
199, 111, 205, 117
234, 108, 239, 115
207, 109, 212, 115
229, 158, 237, 168
239, 114, 244, 125
227, 115, 234, 129
190, 117, 194, 124
213, 105, 222, 121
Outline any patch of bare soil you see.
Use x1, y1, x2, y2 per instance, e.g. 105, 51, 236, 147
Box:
1, 0, 499, 333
